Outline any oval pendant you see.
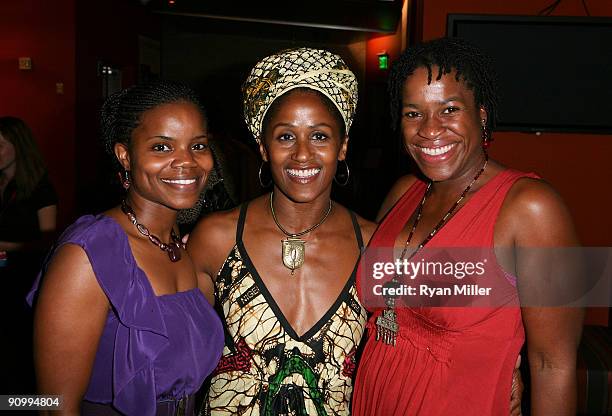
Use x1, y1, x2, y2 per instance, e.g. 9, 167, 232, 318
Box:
167, 245, 181, 262
282, 237, 305, 272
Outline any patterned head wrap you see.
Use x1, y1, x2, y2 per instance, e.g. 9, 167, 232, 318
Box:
242, 47, 358, 142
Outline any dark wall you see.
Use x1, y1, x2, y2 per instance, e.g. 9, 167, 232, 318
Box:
0, 0, 162, 223
75, 0, 161, 215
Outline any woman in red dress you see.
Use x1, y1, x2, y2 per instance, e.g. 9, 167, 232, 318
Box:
352, 38, 583, 415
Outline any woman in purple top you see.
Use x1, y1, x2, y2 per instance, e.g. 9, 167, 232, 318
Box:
28, 81, 224, 416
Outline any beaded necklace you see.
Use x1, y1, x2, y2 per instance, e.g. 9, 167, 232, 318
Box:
376, 154, 489, 346
121, 200, 185, 262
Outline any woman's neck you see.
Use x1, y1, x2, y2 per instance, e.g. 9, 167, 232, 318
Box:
430, 153, 488, 199
123, 194, 178, 242
269, 188, 333, 235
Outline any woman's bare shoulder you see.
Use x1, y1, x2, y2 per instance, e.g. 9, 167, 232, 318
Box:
186, 205, 244, 279
335, 203, 377, 245
188, 205, 241, 250
499, 177, 578, 246
502, 177, 568, 221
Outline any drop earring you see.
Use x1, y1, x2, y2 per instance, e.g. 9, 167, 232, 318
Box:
121, 170, 131, 190
481, 119, 493, 149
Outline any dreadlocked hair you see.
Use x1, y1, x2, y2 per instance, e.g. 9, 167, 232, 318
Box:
388, 37, 499, 132
100, 80, 207, 164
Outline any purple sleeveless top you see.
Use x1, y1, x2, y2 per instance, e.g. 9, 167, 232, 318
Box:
28, 215, 224, 416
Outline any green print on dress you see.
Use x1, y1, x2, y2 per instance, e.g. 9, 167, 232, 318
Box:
262, 354, 327, 416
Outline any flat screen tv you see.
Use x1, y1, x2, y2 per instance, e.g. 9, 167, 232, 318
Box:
447, 14, 612, 134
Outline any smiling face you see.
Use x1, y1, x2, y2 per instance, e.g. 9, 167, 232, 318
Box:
114, 101, 212, 210
260, 89, 348, 203
401, 66, 487, 183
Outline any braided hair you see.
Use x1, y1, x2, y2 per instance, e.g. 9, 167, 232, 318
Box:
388, 37, 499, 132
100, 80, 207, 163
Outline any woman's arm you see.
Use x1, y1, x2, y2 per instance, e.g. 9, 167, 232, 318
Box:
504, 179, 584, 416
522, 306, 583, 415
37, 204, 57, 233
33, 244, 109, 415
0, 240, 23, 251
0, 204, 58, 251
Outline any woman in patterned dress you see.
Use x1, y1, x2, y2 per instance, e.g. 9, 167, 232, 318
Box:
188, 47, 525, 415
188, 48, 376, 415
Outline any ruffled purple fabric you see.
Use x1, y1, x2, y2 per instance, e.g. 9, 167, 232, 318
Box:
28, 215, 223, 416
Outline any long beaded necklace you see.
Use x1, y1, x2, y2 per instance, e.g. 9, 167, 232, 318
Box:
269, 191, 333, 274
376, 154, 489, 346
121, 200, 185, 262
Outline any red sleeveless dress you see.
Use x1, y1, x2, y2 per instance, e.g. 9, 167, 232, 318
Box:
353, 169, 538, 415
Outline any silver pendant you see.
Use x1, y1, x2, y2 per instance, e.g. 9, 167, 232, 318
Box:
282, 237, 305, 274
376, 307, 399, 346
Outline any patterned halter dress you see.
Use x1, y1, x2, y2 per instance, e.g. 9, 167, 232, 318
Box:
203, 203, 367, 416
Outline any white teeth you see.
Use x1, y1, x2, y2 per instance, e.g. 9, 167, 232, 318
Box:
162, 178, 196, 185
419, 144, 455, 156
286, 168, 321, 178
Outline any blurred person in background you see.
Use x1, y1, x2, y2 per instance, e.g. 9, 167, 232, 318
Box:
0, 116, 58, 394
0, 116, 57, 261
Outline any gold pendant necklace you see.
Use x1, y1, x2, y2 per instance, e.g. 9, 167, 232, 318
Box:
376, 154, 489, 346
269, 192, 333, 274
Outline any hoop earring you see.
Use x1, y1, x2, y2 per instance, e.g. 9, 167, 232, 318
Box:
481, 119, 493, 149
258, 162, 272, 188
334, 160, 350, 186
121, 170, 131, 190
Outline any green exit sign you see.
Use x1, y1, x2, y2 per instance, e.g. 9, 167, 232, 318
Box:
378, 53, 389, 70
